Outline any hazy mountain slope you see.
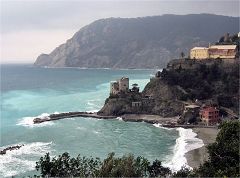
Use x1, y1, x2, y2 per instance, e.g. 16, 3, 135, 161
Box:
34, 14, 239, 68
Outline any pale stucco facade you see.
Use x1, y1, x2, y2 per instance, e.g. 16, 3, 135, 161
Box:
190, 47, 209, 59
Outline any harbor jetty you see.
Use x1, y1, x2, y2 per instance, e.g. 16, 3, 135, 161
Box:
33, 112, 116, 124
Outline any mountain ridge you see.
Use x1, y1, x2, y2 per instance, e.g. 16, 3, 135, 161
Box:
34, 14, 239, 68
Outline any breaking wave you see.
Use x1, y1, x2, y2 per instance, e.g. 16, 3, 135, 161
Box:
0, 142, 53, 177
17, 113, 56, 127
116, 117, 123, 121
153, 124, 204, 172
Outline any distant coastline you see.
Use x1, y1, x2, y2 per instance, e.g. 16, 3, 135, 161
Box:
38, 65, 157, 71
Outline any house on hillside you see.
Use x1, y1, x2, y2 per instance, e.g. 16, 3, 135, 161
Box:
200, 106, 220, 126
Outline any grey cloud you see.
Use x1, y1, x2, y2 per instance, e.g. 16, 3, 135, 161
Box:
1, 1, 239, 33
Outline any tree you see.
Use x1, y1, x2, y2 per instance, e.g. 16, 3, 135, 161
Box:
36, 152, 101, 177
131, 83, 139, 92
36, 152, 170, 177
99, 153, 150, 177
180, 52, 185, 59
172, 166, 196, 177
132, 83, 138, 87
196, 121, 240, 177
148, 160, 171, 177
219, 36, 224, 43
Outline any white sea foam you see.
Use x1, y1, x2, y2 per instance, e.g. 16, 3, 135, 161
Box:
93, 130, 100, 134
76, 126, 86, 130
154, 124, 204, 172
0, 142, 53, 177
86, 109, 99, 113
87, 99, 101, 111
116, 117, 123, 121
153, 123, 174, 130
17, 113, 54, 127
67, 118, 76, 120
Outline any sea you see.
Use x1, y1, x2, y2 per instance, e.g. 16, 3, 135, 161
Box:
0, 64, 203, 177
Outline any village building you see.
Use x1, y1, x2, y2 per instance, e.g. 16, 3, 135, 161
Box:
181, 104, 201, 124
190, 47, 209, 59
110, 77, 129, 95
142, 96, 153, 105
184, 104, 200, 113
200, 107, 220, 125
208, 45, 237, 59
190, 45, 237, 60
132, 101, 142, 107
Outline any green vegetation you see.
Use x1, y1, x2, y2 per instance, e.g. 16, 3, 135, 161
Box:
36, 152, 170, 177
216, 33, 240, 45
35, 121, 239, 177
161, 62, 239, 112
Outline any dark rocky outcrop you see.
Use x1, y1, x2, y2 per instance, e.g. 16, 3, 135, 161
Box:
34, 14, 239, 69
0, 144, 24, 155
98, 79, 185, 117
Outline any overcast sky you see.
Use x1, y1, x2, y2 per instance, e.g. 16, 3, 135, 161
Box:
1, 0, 239, 63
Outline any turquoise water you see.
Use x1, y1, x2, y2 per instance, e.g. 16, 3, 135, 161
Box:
0, 64, 179, 177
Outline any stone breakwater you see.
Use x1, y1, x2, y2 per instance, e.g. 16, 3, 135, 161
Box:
32, 112, 177, 124
33, 112, 116, 124
0, 144, 24, 155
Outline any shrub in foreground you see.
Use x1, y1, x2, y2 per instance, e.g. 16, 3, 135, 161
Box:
36, 152, 171, 177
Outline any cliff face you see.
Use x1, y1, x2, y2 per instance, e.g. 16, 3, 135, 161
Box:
98, 80, 185, 117
34, 14, 239, 69
98, 59, 239, 117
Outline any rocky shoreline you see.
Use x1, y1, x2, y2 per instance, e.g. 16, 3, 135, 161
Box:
0, 144, 24, 155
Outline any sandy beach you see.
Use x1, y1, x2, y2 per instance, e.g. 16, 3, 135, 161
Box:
186, 127, 219, 168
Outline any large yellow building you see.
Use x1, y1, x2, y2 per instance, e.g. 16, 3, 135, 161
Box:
190, 47, 209, 59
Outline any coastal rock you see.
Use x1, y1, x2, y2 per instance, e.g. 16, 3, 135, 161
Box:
34, 14, 238, 69
98, 98, 132, 116
0, 144, 24, 155
35, 54, 53, 67
98, 79, 184, 117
